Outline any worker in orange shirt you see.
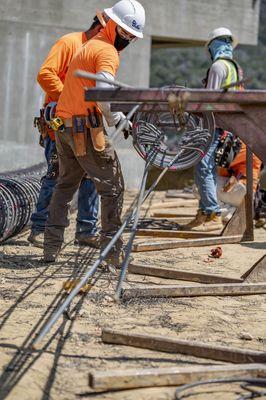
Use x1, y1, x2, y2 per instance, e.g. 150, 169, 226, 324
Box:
29, 11, 108, 249
217, 141, 261, 221
43, 0, 146, 264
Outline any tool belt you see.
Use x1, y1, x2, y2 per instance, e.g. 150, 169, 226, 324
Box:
62, 109, 104, 157
34, 108, 55, 146
215, 130, 242, 168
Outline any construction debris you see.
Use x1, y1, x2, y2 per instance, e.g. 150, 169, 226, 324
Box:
89, 363, 265, 391
101, 329, 266, 364
122, 282, 266, 299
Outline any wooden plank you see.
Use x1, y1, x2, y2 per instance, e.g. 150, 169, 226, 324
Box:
132, 235, 242, 252
89, 363, 265, 391
122, 283, 266, 299
136, 229, 220, 239
222, 199, 246, 237
241, 255, 266, 282
166, 191, 196, 200
152, 212, 196, 218
101, 329, 266, 364
128, 263, 244, 284
142, 200, 198, 209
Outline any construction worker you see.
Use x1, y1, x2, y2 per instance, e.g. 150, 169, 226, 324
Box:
43, 0, 145, 263
217, 142, 261, 221
28, 11, 108, 249
186, 27, 245, 231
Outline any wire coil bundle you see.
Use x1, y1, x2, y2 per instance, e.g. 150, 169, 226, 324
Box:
132, 105, 215, 171
0, 163, 45, 243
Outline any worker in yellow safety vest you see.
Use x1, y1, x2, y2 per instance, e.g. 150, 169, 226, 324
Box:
185, 27, 246, 231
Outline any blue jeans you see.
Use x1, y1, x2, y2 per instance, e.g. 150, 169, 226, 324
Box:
194, 128, 221, 215
31, 136, 99, 235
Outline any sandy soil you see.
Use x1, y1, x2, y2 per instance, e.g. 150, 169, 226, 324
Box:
0, 190, 265, 400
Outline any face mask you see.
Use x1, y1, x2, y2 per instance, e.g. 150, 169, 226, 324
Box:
208, 38, 233, 61
114, 27, 131, 51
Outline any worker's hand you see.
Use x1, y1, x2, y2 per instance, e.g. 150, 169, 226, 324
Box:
44, 102, 57, 125
116, 114, 132, 139
223, 175, 238, 193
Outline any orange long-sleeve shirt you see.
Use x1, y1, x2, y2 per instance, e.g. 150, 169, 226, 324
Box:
37, 31, 87, 104
56, 20, 119, 119
218, 142, 261, 191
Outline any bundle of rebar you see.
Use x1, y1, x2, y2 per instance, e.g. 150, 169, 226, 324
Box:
0, 163, 45, 243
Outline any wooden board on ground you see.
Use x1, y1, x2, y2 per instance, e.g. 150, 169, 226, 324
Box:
132, 235, 242, 252
166, 190, 196, 199
89, 363, 266, 391
152, 211, 196, 218
222, 199, 247, 237
128, 263, 244, 284
136, 229, 221, 239
141, 200, 198, 209
122, 283, 266, 299
241, 255, 266, 282
101, 329, 266, 364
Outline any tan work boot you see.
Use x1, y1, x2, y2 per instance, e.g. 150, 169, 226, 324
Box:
27, 231, 44, 248
74, 233, 100, 248
195, 213, 224, 232
182, 209, 207, 230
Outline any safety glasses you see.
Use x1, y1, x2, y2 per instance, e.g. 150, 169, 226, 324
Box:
117, 25, 136, 42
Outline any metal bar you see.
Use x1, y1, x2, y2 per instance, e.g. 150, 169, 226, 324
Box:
85, 88, 266, 104
115, 165, 149, 300
109, 104, 141, 145
244, 147, 254, 241
74, 70, 131, 88
111, 103, 243, 113
33, 127, 173, 342
33, 216, 130, 347
115, 144, 184, 299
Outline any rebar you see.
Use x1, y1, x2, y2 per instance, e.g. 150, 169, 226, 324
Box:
0, 164, 45, 243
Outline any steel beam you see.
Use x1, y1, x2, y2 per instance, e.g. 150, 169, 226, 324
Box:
85, 88, 266, 163
85, 88, 266, 104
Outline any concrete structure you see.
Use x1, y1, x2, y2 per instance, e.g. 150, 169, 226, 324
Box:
0, 0, 261, 187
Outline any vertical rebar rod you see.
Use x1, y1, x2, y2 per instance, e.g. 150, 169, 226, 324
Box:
245, 146, 254, 241
115, 149, 184, 299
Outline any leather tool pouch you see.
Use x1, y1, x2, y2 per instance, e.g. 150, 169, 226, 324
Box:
34, 108, 48, 147
72, 115, 87, 156
87, 108, 105, 152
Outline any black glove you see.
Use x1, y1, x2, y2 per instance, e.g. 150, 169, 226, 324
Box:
115, 115, 132, 140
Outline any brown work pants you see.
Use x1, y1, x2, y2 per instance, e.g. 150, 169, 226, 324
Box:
44, 128, 124, 258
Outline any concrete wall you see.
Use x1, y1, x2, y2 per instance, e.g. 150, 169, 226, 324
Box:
0, 0, 260, 187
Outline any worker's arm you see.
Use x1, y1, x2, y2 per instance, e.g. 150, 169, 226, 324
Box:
94, 47, 127, 127
37, 39, 71, 102
206, 61, 227, 90
96, 71, 125, 126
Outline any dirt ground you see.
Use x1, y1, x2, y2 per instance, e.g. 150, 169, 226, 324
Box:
0, 190, 265, 400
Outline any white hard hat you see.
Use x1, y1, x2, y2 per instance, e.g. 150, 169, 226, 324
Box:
205, 27, 238, 49
104, 0, 145, 38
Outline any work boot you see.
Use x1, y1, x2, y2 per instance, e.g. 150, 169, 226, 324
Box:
74, 232, 100, 248
221, 205, 236, 223
43, 248, 60, 263
255, 218, 266, 229
27, 231, 44, 248
182, 209, 207, 230
100, 234, 127, 270
195, 213, 224, 232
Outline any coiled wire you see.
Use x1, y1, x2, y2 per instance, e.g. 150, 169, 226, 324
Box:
132, 104, 215, 171
0, 163, 45, 243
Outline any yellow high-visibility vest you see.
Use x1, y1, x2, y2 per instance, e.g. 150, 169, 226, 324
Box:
220, 59, 241, 90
